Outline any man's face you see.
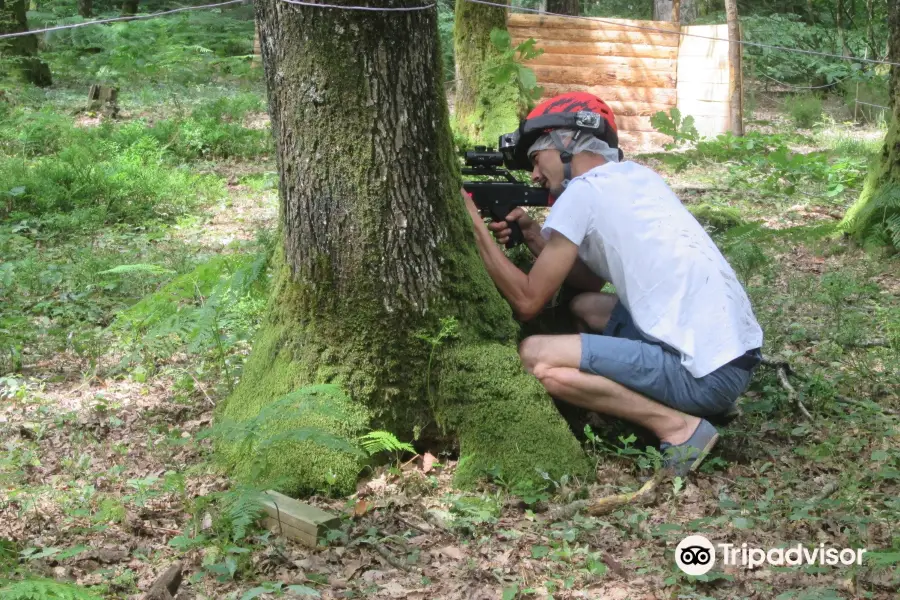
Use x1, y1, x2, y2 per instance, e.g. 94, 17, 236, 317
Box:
530, 149, 566, 198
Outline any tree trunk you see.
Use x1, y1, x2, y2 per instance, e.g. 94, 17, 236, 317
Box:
0, 0, 51, 86
866, 0, 877, 58
546, 0, 578, 15
78, 0, 91, 18
453, 0, 520, 147
121, 0, 137, 16
653, 0, 696, 23
841, 0, 900, 250
724, 0, 743, 135
222, 0, 590, 495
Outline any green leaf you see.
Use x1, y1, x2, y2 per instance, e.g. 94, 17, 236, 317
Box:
531, 545, 551, 558
490, 28, 511, 51
241, 586, 272, 600
287, 584, 322, 597
517, 66, 537, 91
732, 517, 753, 529
502, 585, 519, 600
871, 450, 889, 461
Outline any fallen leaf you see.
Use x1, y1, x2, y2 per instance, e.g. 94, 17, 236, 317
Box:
439, 546, 464, 560
421, 452, 436, 473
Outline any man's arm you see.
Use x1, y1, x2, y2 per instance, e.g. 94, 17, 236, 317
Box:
465, 193, 578, 321
520, 223, 606, 293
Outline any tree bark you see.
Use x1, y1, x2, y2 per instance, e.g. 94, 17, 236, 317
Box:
724, 0, 743, 135
841, 0, 900, 249
453, 0, 520, 147
121, 0, 137, 16
653, 0, 696, 24
546, 0, 578, 15
78, 0, 91, 18
222, 0, 590, 495
0, 0, 52, 86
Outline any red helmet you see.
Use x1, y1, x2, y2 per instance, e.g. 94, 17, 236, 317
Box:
504, 92, 622, 170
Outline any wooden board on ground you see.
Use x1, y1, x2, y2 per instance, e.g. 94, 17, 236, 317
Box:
259, 490, 339, 547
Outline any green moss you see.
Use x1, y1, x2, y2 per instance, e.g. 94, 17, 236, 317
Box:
689, 203, 746, 233
841, 106, 900, 251
452, 0, 520, 147
436, 342, 592, 488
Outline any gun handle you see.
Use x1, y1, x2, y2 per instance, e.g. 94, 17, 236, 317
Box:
505, 219, 525, 249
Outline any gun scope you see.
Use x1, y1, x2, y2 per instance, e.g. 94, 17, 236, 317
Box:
464, 146, 505, 168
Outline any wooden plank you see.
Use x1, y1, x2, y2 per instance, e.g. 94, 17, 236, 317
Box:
508, 26, 680, 47
524, 53, 677, 71
675, 68, 731, 84
539, 82, 677, 104
677, 25, 729, 57
676, 99, 731, 117
531, 65, 676, 88
616, 115, 656, 131
259, 490, 339, 540
676, 81, 731, 100
692, 114, 732, 137
513, 39, 679, 60
261, 517, 318, 547
605, 101, 676, 116
508, 13, 681, 33
618, 130, 671, 152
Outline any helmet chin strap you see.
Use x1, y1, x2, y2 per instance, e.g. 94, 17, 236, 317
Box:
550, 129, 582, 189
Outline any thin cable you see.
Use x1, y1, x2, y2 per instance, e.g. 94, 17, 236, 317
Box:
469, 0, 900, 68
759, 73, 848, 90
278, 0, 434, 9
855, 100, 890, 110
0, 0, 246, 40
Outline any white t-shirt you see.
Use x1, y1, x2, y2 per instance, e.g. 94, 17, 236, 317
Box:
541, 160, 763, 378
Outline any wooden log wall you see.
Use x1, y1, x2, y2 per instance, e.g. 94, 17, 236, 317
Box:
509, 13, 736, 152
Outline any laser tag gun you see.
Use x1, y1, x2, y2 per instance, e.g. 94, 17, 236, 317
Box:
462, 134, 550, 249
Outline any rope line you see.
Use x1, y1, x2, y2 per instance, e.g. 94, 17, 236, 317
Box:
0, 0, 246, 40
277, 0, 434, 9
759, 73, 849, 90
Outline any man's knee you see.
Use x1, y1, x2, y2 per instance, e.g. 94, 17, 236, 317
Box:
519, 335, 545, 375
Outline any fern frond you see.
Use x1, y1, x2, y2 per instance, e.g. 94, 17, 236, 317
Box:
217, 485, 264, 542
0, 579, 102, 600
358, 431, 415, 456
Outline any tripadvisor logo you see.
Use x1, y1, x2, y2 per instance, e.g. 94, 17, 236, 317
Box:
675, 536, 867, 574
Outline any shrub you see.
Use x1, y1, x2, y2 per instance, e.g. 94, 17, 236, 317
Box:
785, 94, 823, 129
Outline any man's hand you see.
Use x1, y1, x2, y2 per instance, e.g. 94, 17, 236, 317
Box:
487, 207, 537, 246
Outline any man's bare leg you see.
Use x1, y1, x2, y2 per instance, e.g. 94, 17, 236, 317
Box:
569, 292, 618, 333
519, 334, 701, 445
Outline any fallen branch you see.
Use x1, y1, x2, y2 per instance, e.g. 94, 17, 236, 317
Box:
761, 356, 793, 374
373, 542, 415, 572
833, 395, 900, 416
776, 366, 813, 421
588, 470, 667, 516
394, 513, 433, 535
810, 480, 840, 504
546, 499, 591, 521
143, 561, 182, 600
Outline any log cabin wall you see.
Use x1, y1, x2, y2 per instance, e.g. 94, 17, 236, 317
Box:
508, 13, 735, 152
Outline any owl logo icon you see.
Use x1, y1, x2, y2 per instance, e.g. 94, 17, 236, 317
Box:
675, 535, 716, 575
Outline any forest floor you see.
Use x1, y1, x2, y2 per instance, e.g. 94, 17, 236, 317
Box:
2, 63, 900, 600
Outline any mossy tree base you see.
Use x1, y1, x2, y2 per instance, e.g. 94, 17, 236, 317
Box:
841, 1, 900, 251
221, 0, 591, 495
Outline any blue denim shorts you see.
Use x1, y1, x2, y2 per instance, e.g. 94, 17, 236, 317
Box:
579, 301, 756, 417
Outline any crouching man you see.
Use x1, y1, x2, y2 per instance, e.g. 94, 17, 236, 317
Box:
462, 92, 763, 476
